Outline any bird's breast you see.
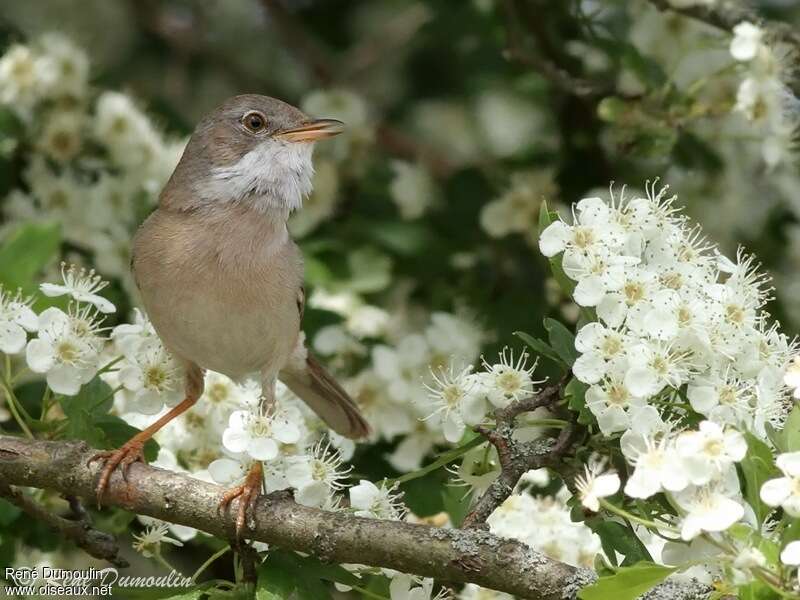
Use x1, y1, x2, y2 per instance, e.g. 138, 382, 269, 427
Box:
132, 206, 303, 379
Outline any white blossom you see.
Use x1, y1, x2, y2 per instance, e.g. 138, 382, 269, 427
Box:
0, 288, 37, 354
480, 348, 540, 409
760, 451, 800, 517
25, 306, 105, 395
286, 442, 350, 508
424, 365, 486, 443
349, 480, 406, 520
118, 339, 184, 415
574, 460, 620, 512
40, 262, 115, 313
132, 522, 183, 558
676, 421, 747, 486
730, 22, 765, 62
222, 408, 302, 462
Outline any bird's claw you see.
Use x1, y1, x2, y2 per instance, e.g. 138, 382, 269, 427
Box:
218, 463, 263, 539
87, 440, 146, 505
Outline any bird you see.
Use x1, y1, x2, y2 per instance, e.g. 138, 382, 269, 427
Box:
89, 94, 370, 534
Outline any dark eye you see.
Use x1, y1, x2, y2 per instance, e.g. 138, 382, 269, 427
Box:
243, 111, 266, 133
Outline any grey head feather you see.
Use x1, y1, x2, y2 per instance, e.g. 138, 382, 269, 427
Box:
160, 94, 315, 216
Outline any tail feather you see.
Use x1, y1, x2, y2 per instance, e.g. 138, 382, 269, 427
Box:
279, 351, 370, 440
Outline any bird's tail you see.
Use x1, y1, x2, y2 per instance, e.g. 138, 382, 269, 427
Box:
279, 348, 370, 440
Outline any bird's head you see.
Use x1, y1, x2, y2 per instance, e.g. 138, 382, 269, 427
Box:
164, 94, 343, 215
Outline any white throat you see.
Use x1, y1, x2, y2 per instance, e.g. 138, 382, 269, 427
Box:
199, 140, 314, 213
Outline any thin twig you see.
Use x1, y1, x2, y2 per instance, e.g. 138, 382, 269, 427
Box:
462, 380, 576, 529
647, 0, 800, 48
0, 478, 128, 567
500, 0, 611, 98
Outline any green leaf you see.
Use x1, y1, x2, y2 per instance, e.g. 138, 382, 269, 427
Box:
514, 331, 564, 366
59, 405, 106, 448
0, 497, 22, 526
565, 378, 593, 426
76, 377, 115, 416
59, 386, 158, 460
593, 521, 652, 567
781, 405, 800, 452
543, 318, 577, 366
257, 550, 357, 600
737, 580, 781, 600
549, 254, 577, 296
739, 432, 780, 526
538, 200, 553, 235
95, 415, 160, 461
442, 482, 471, 527
784, 518, 800, 545
578, 562, 676, 600
0, 222, 61, 292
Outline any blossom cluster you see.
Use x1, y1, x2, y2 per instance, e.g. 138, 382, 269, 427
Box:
0, 34, 184, 287
729, 22, 798, 169
488, 488, 602, 568
311, 297, 486, 471
539, 183, 794, 535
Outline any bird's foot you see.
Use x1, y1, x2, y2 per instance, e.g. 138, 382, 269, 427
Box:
218, 462, 264, 539
87, 438, 147, 505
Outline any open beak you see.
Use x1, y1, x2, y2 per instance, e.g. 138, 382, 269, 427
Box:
275, 118, 344, 142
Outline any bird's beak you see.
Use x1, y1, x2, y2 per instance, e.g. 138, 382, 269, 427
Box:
275, 118, 344, 142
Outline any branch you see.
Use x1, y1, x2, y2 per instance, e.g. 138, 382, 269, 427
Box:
500, 0, 611, 98
463, 382, 576, 528
0, 435, 595, 600
0, 478, 128, 567
647, 0, 800, 49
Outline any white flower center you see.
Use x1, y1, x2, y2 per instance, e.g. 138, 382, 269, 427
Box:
144, 365, 169, 391
247, 415, 273, 438
624, 282, 645, 305
703, 438, 723, 457
660, 272, 683, 290
606, 382, 629, 407
496, 368, 523, 394
442, 384, 463, 407
55, 340, 80, 364
573, 226, 595, 249
725, 303, 745, 326
601, 335, 622, 358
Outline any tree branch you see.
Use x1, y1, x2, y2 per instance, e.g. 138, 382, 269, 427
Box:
500, 0, 611, 98
647, 0, 800, 49
463, 382, 576, 529
0, 435, 596, 600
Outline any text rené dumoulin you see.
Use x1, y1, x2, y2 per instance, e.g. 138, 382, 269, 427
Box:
4, 566, 193, 589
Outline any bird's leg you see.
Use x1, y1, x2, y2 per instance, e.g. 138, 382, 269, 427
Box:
88, 366, 204, 505
218, 461, 264, 539
218, 376, 275, 539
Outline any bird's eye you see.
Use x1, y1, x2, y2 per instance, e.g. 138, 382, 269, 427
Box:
243, 111, 267, 133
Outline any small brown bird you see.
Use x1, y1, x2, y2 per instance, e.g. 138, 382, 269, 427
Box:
90, 95, 369, 532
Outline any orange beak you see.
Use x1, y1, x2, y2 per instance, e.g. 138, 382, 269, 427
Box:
275, 118, 344, 142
